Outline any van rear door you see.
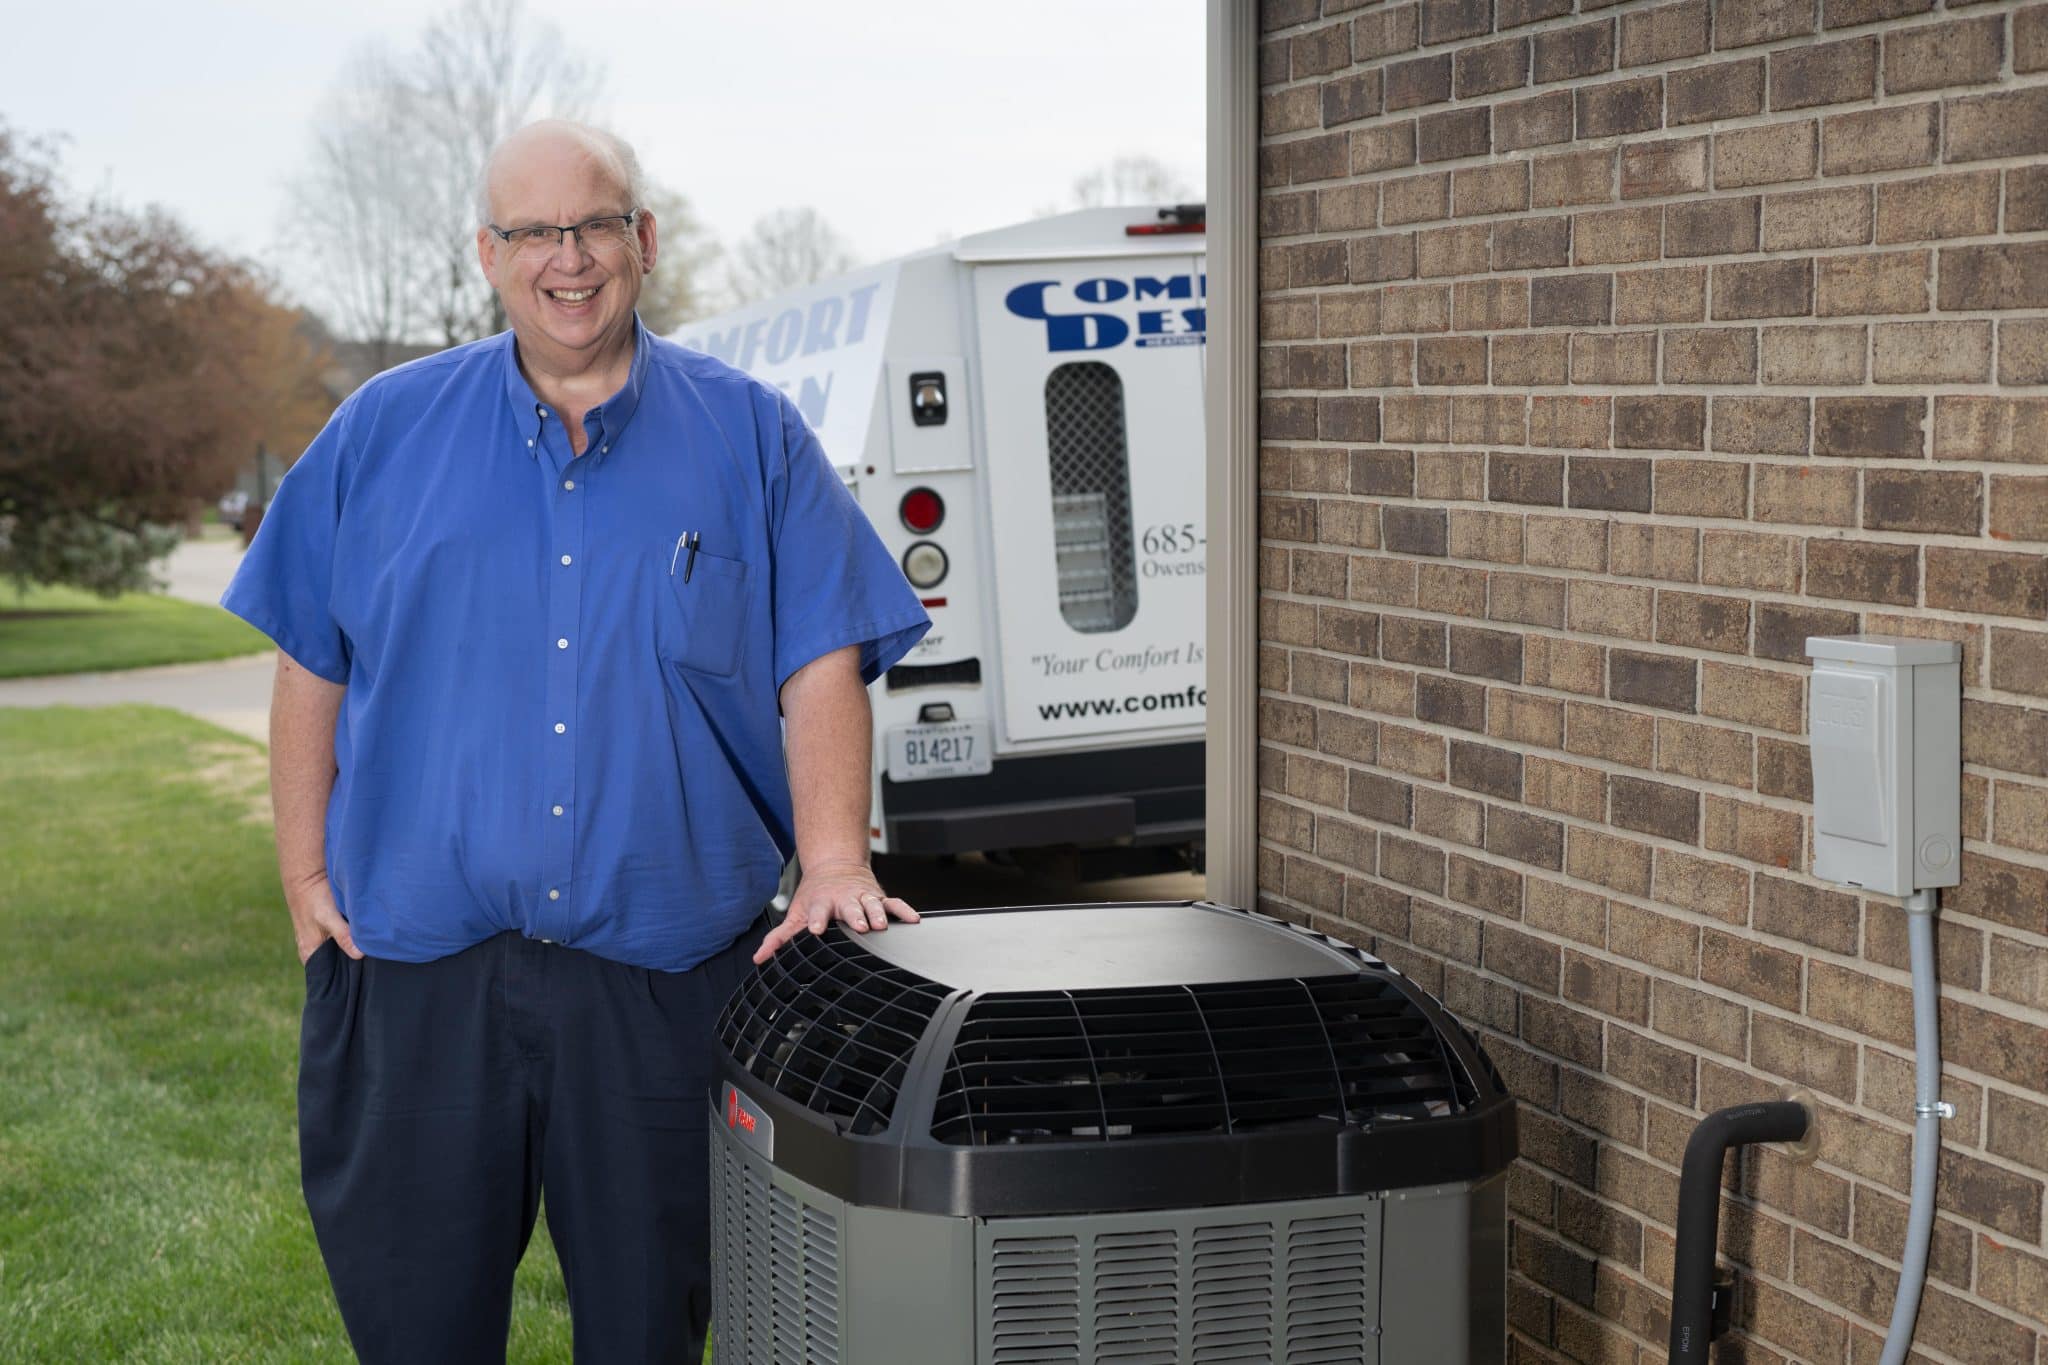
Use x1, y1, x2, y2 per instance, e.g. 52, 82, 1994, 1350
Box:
970, 254, 1207, 749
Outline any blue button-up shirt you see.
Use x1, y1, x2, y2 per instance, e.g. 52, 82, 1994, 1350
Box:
224, 321, 928, 971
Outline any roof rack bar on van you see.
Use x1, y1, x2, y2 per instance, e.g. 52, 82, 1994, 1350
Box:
1127, 204, 1206, 236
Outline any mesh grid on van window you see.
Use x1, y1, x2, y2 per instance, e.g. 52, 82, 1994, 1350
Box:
929, 975, 1468, 1146
716, 927, 948, 1135
1045, 361, 1139, 634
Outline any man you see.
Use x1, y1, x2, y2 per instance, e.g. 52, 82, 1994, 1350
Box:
223, 120, 929, 1362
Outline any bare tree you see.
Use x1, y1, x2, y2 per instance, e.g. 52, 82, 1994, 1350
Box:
409, 0, 601, 340
725, 207, 855, 305
1069, 154, 1197, 209
287, 47, 427, 373
285, 0, 603, 358
632, 186, 724, 336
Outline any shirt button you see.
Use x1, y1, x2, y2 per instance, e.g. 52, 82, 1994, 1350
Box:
526, 439, 534, 448
552, 805, 564, 816
601, 444, 609, 453
553, 722, 566, 734
556, 638, 568, 650
537, 405, 548, 417
560, 555, 572, 566
548, 888, 560, 901
563, 479, 575, 490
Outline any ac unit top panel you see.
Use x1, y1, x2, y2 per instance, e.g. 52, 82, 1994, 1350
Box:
855, 901, 1359, 991
713, 901, 1519, 1219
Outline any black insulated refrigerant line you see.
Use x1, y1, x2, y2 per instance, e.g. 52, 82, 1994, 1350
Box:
1668, 1101, 1812, 1362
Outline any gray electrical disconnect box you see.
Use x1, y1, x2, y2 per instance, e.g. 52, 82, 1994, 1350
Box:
1806, 636, 1962, 897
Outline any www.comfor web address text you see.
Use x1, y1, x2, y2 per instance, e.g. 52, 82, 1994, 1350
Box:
1036, 686, 1209, 721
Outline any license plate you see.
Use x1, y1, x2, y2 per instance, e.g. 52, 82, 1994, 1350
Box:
886, 719, 993, 781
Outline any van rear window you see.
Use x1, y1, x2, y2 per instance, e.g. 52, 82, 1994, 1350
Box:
1045, 362, 1139, 634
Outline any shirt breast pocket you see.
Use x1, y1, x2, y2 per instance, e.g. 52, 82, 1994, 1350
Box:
662, 542, 751, 678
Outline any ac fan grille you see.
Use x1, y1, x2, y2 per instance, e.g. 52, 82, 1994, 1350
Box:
933, 974, 1465, 1145
716, 925, 948, 1134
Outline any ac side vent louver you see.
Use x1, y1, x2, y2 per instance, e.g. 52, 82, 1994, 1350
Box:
1283, 1213, 1373, 1363
988, 1235, 1081, 1363
1191, 1222, 1274, 1362
713, 1145, 843, 1365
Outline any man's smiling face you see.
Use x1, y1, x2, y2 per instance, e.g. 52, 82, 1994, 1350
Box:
477, 126, 657, 363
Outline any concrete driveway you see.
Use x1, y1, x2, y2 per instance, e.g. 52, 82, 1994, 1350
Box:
157, 531, 246, 607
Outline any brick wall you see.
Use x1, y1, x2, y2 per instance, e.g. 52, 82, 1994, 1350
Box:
1253, 0, 2048, 1358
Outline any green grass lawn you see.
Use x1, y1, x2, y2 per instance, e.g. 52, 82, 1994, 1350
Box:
0, 707, 581, 1362
0, 585, 272, 680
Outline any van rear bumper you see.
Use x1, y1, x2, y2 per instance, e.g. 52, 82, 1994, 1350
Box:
880, 740, 1203, 855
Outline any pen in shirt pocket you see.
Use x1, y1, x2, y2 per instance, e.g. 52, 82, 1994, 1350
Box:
669, 531, 701, 581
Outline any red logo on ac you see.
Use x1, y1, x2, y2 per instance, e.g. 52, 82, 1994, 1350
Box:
727, 1088, 758, 1134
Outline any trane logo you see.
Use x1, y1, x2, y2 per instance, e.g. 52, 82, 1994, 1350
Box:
722, 1082, 775, 1158
1004, 275, 1208, 351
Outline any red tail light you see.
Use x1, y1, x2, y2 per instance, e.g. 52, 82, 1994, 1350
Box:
900, 487, 945, 533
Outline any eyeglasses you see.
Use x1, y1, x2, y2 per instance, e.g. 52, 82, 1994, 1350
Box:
487, 211, 640, 257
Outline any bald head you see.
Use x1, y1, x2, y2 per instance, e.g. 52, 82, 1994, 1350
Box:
473, 117, 657, 371
476, 119, 646, 227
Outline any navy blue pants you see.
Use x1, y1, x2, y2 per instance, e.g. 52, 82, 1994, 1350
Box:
298, 928, 755, 1363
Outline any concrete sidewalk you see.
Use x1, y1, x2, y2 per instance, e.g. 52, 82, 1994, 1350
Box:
0, 653, 273, 743
0, 533, 271, 741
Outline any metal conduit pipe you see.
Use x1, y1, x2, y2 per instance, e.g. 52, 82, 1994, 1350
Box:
1880, 888, 1947, 1365
1668, 1100, 1811, 1362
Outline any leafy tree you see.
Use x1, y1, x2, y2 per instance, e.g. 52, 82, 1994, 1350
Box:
0, 126, 332, 595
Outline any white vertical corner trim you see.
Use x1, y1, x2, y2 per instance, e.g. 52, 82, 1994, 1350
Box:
1205, 0, 1259, 910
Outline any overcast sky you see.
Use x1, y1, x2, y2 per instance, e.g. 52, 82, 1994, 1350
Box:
5, 0, 1204, 314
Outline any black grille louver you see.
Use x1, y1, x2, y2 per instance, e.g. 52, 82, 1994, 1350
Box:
716, 926, 948, 1134
931, 973, 1465, 1146
1045, 360, 1140, 634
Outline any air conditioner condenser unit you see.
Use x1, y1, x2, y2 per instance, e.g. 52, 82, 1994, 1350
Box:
711, 901, 1517, 1364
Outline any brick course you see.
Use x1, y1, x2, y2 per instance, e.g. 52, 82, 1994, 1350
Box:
1258, 1, 2048, 1358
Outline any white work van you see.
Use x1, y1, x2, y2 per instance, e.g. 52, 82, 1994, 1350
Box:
673, 206, 1207, 867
